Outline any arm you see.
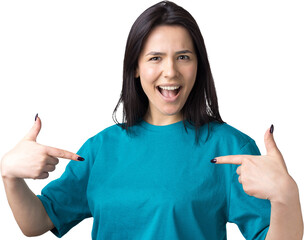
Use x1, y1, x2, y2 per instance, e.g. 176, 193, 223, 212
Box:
1, 115, 82, 236
265, 178, 303, 240
2, 175, 54, 236
213, 125, 303, 239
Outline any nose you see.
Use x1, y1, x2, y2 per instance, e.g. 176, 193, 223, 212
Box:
163, 59, 178, 79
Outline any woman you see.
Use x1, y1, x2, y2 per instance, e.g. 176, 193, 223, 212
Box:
1, 1, 303, 239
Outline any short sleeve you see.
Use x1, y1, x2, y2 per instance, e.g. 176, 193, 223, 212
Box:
228, 140, 271, 240
37, 138, 94, 238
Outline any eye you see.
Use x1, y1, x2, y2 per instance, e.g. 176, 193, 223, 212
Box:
178, 55, 190, 60
149, 56, 161, 61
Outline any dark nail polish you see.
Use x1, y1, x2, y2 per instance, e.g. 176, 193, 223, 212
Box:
270, 124, 274, 134
35, 113, 38, 121
77, 157, 85, 161
210, 159, 217, 163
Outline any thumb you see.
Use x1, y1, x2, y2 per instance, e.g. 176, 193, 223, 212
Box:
264, 124, 281, 157
264, 124, 288, 171
23, 114, 42, 142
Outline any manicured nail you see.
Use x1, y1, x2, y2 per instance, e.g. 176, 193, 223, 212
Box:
270, 124, 274, 134
77, 157, 85, 161
210, 159, 217, 163
35, 113, 38, 121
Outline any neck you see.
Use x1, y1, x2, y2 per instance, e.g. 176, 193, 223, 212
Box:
143, 109, 183, 126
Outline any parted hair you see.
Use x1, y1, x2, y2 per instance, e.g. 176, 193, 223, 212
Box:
112, 1, 225, 144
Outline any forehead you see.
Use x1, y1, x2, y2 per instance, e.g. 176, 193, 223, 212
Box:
141, 25, 195, 53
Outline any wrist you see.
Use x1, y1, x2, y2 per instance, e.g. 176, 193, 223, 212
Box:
270, 176, 299, 205
1, 154, 17, 180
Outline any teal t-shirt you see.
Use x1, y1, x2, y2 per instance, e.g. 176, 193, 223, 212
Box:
38, 120, 270, 239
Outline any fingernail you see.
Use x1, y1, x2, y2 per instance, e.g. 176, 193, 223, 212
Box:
270, 124, 274, 134
77, 157, 85, 161
210, 159, 217, 163
35, 113, 38, 121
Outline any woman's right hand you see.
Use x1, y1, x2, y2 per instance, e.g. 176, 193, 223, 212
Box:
0, 115, 83, 180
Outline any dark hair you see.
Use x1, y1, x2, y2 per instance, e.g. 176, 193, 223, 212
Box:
112, 1, 225, 144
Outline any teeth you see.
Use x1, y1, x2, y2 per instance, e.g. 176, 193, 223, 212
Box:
158, 86, 180, 90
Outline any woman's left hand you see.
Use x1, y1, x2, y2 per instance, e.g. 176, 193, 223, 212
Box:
212, 125, 297, 203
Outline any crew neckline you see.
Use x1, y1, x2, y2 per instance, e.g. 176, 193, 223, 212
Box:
139, 119, 194, 132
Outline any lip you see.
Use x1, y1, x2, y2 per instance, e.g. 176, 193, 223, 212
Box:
157, 84, 181, 87
156, 86, 182, 103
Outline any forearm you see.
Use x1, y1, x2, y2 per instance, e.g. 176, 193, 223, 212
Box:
265, 180, 304, 240
2, 176, 54, 236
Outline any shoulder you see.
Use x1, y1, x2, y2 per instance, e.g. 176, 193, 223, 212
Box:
75, 124, 125, 157
207, 121, 256, 149
205, 122, 260, 156
89, 123, 125, 143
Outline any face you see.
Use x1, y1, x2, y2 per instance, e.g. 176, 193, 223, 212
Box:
136, 25, 197, 125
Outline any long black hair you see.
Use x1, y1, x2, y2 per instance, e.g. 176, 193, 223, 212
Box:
112, 1, 225, 144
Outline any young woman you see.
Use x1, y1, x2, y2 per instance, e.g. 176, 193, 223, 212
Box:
1, 1, 303, 239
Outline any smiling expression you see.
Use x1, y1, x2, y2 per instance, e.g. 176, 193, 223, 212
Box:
136, 25, 198, 125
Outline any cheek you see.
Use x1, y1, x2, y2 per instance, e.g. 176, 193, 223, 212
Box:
190, 64, 198, 79
184, 65, 197, 88
139, 65, 160, 84
139, 71, 157, 96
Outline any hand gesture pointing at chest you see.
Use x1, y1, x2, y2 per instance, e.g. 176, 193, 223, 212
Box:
1, 114, 84, 180
211, 125, 296, 203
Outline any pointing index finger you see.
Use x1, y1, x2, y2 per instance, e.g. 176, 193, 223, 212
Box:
46, 146, 84, 161
211, 155, 247, 165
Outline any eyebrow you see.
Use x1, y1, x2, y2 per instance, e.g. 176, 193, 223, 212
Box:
145, 50, 193, 56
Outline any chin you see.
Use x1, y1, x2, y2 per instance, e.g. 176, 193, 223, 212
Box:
161, 107, 182, 116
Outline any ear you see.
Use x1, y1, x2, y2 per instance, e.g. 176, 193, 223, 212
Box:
135, 67, 139, 78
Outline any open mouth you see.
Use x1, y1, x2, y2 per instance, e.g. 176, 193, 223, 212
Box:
157, 85, 181, 98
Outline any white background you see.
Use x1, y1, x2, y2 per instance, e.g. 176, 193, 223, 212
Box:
0, 0, 303, 239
